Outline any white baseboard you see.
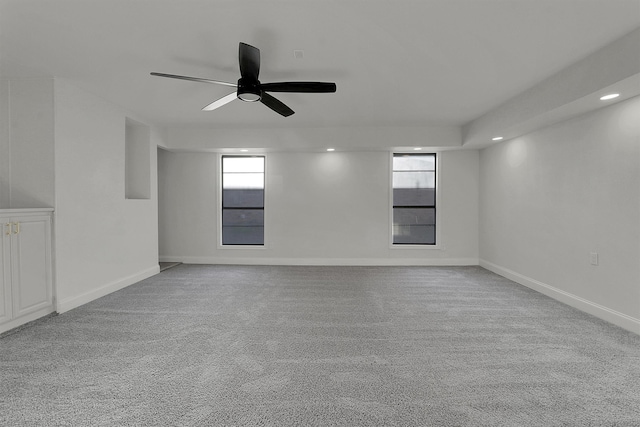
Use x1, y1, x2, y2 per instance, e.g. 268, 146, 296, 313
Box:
56, 265, 160, 314
159, 256, 479, 266
480, 259, 640, 335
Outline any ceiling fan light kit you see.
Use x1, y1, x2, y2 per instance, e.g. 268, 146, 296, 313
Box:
237, 79, 262, 102
151, 42, 336, 117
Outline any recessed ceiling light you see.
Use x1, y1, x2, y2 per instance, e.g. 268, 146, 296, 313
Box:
326, 148, 335, 152
413, 147, 422, 150
492, 136, 504, 141
240, 149, 248, 152
600, 93, 620, 101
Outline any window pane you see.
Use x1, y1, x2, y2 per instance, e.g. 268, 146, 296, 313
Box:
392, 171, 435, 189
393, 207, 435, 244
393, 207, 435, 226
222, 226, 264, 245
222, 209, 264, 226
393, 155, 435, 171
393, 225, 435, 244
223, 189, 264, 208
223, 172, 264, 189
223, 157, 264, 173
222, 209, 264, 245
393, 188, 435, 206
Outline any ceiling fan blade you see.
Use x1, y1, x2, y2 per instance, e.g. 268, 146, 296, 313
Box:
151, 72, 237, 87
202, 92, 238, 111
239, 42, 260, 82
260, 92, 294, 117
259, 82, 337, 93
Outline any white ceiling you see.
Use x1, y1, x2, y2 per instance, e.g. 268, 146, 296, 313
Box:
1, 0, 639, 129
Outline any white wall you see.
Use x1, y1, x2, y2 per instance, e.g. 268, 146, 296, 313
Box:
0, 78, 55, 208
54, 79, 160, 312
159, 148, 478, 265
158, 148, 217, 259
0, 80, 9, 208
479, 96, 640, 333
164, 125, 461, 152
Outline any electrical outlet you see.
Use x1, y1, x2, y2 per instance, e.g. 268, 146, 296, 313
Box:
590, 252, 599, 266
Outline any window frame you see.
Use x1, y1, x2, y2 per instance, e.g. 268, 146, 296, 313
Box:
389, 152, 441, 249
218, 154, 267, 249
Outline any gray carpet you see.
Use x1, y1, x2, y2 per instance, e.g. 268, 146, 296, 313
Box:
160, 262, 182, 272
1, 265, 639, 426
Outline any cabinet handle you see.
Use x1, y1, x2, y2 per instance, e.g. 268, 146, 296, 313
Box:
4, 223, 10, 235
13, 222, 20, 235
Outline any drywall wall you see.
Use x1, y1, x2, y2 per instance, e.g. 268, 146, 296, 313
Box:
54, 79, 159, 311
479, 96, 640, 332
158, 148, 478, 265
0, 78, 55, 208
0, 80, 8, 208
163, 125, 461, 152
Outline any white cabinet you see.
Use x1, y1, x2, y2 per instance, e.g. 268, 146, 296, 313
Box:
0, 209, 54, 334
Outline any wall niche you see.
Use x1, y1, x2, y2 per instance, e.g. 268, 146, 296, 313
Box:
125, 118, 150, 200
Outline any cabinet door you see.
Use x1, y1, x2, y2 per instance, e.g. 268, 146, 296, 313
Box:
11, 216, 52, 318
0, 221, 12, 324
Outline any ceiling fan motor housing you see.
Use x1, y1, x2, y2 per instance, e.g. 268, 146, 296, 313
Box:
237, 78, 262, 102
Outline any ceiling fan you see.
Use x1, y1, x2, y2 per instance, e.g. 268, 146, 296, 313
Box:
151, 42, 337, 117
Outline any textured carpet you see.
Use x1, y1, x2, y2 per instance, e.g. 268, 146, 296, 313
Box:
159, 262, 182, 272
1, 265, 639, 426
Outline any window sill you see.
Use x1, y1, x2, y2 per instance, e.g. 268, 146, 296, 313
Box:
218, 244, 267, 250
390, 244, 443, 250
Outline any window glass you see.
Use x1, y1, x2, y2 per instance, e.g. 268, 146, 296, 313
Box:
393, 155, 435, 171
392, 171, 436, 189
223, 157, 265, 173
392, 153, 436, 245
222, 156, 265, 245
223, 173, 264, 189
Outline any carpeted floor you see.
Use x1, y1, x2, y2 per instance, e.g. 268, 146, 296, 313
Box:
1, 265, 639, 426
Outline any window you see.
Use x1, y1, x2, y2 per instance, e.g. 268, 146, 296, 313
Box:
221, 156, 265, 245
392, 153, 436, 245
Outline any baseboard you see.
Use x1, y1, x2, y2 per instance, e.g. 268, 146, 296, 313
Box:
480, 259, 640, 335
56, 265, 160, 314
159, 256, 479, 266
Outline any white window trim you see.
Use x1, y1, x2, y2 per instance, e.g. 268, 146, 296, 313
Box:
217, 153, 268, 250
389, 151, 442, 250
